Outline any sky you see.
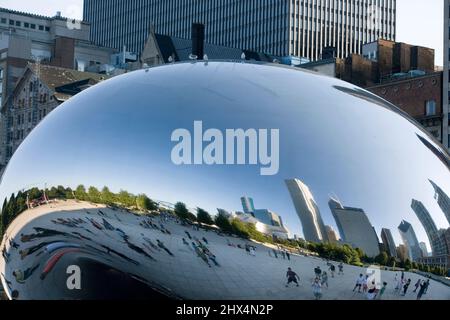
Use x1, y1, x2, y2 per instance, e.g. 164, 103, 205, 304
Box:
0, 0, 445, 65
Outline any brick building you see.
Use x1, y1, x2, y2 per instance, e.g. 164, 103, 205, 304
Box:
367, 72, 444, 142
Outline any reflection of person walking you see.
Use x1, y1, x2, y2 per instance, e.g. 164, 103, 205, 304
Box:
402, 279, 411, 296
312, 278, 322, 300
285, 268, 300, 287
423, 279, 430, 294
286, 251, 290, 261
321, 272, 328, 288
329, 264, 335, 278
12, 264, 40, 284
377, 282, 387, 300
413, 279, 421, 293
338, 263, 344, 275
417, 281, 426, 300
362, 275, 369, 293
314, 266, 322, 278
353, 274, 364, 293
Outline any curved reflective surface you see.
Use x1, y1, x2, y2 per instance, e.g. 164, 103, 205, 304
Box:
0, 61, 449, 300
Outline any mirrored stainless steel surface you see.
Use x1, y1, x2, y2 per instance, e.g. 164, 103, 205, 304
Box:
0, 61, 449, 300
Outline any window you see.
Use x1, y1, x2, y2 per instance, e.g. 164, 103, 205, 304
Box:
15, 21, 21, 27
9, 19, 14, 25
45, 26, 50, 32
38, 25, 44, 31
24, 22, 29, 28
425, 100, 436, 116
30, 24, 36, 29
1, 18, 6, 24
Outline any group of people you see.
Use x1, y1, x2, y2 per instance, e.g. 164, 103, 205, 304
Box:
394, 272, 430, 300
269, 248, 291, 260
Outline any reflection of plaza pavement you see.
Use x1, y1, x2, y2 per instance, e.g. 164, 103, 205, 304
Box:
1, 200, 449, 300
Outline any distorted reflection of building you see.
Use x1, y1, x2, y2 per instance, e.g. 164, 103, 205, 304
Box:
381, 228, 397, 258
411, 199, 447, 256
216, 197, 289, 239
429, 180, 450, 224
417, 228, 450, 274
396, 244, 409, 262
398, 220, 423, 261
328, 198, 380, 257
325, 225, 339, 243
240, 197, 255, 214
419, 242, 430, 257
285, 179, 328, 243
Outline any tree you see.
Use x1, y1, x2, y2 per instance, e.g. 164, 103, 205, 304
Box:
117, 190, 136, 207
174, 202, 190, 220
101, 187, 115, 205
214, 213, 233, 233
136, 194, 158, 211
88, 186, 101, 203
404, 259, 412, 271
75, 185, 87, 200
375, 251, 389, 266
196, 208, 214, 225
1, 198, 8, 237
28, 187, 43, 201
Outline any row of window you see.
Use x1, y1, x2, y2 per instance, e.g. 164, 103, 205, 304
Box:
12, 109, 47, 126
0, 17, 50, 32
16, 94, 50, 107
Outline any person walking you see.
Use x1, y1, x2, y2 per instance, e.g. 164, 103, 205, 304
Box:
321, 271, 329, 288
423, 279, 430, 294
353, 274, 364, 293
417, 281, 427, 300
362, 275, 369, 293
338, 262, 344, 275
286, 251, 290, 261
366, 281, 377, 300
377, 282, 387, 300
402, 279, 411, 296
329, 264, 336, 278
413, 279, 421, 293
312, 277, 322, 300
285, 267, 300, 287
314, 266, 322, 278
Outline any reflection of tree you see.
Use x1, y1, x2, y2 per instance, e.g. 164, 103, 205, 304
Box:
0, 185, 160, 239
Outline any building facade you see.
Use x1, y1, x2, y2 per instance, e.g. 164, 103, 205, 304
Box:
380, 228, 397, 258
398, 220, 422, 262
411, 199, 447, 256
0, 8, 123, 171
328, 198, 380, 257
444, 0, 450, 151
285, 179, 328, 243
83, 0, 396, 61
429, 180, 450, 225
325, 225, 339, 242
1, 63, 109, 166
241, 197, 256, 214
367, 72, 444, 142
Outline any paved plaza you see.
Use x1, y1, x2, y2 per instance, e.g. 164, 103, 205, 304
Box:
1, 200, 449, 300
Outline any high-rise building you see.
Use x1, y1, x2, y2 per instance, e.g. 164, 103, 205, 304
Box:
444, 0, 450, 152
328, 198, 380, 257
419, 242, 429, 258
381, 228, 397, 258
83, 0, 396, 61
325, 225, 339, 243
398, 220, 422, 262
396, 244, 408, 262
285, 179, 328, 243
411, 199, 447, 256
429, 180, 450, 224
241, 197, 255, 214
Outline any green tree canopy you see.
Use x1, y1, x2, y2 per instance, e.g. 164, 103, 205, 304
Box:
136, 194, 158, 211
196, 208, 214, 225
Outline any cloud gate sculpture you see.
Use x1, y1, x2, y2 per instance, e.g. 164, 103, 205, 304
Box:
0, 61, 449, 300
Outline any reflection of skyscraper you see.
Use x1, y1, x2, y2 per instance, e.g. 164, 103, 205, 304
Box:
398, 220, 422, 262
396, 245, 408, 262
285, 179, 328, 243
429, 180, 450, 224
328, 198, 380, 257
411, 199, 447, 256
419, 242, 429, 257
239, 197, 284, 228
381, 228, 397, 258
241, 197, 255, 214
325, 225, 339, 242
